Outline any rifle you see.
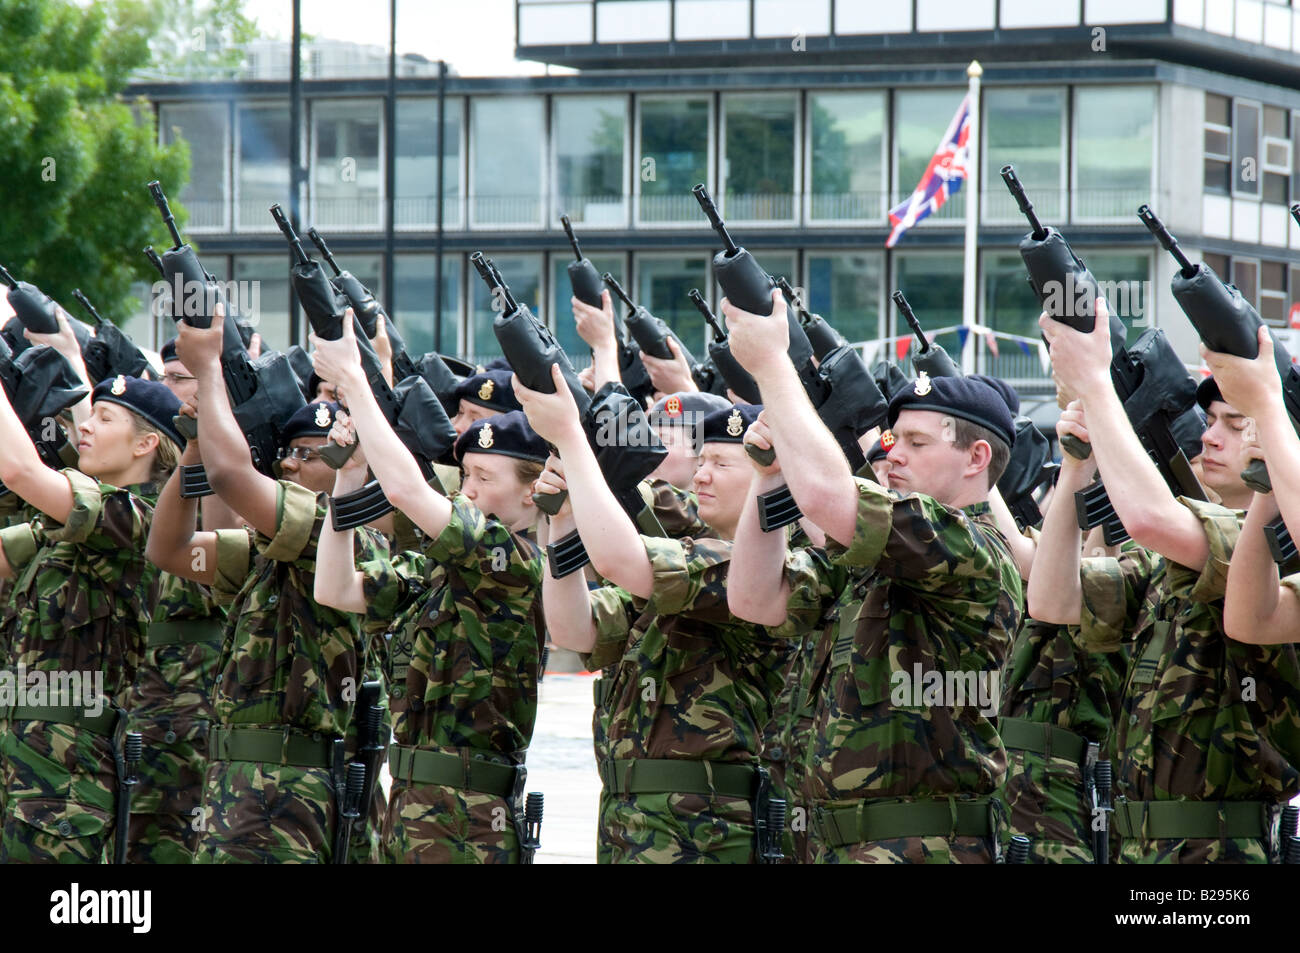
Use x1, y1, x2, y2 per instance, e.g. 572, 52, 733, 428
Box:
776, 276, 847, 361
70, 290, 154, 383
1002, 167, 1206, 545
687, 289, 760, 403
0, 337, 87, 497
272, 205, 456, 529
148, 182, 306, 498
0, 264, 93, 355
603, 272, 699, 368
520, 791, 543, 864
560, 215, 605, 308
113, 729, 141, 864
893, 290, 961, 380
333, 680, 385, 864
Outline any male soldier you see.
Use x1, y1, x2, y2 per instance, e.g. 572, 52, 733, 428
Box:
520, 374, 812, 863
1030, 301, 1298, 863
146, 310, 388, 863
449, 368, 521, 436
724, 289, 1022, 863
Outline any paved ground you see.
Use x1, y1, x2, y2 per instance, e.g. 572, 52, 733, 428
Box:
529, 671, 601, 864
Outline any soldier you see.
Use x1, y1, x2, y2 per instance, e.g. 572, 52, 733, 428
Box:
519, 371, 816, 863
724, 289, 1022, 863
145, 311, 387, 863
1030, 301, 1297, 863
0, 373, 182, 862
449, 368, 521, 436
310, 316, 546, 864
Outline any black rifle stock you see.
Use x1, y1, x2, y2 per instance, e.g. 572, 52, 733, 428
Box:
560, 215, 606, 308
776, 276, 847, 361
70, 290, 153, 383
893, 290, 961, 379
688, 289, 761, 403
0, 263, 93, 354
0, 337, 88, 497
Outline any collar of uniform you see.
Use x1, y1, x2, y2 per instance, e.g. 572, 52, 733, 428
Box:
961, 501, 992, 519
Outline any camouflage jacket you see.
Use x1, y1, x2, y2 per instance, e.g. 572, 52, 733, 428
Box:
126, 572, 225, 721
1077, 498, 1300, 803
646, 479, 709, 540
0, 472, 160, 706
359, 495, 543, 758
794, 478, 1023, 803
586, 535, 814, 764
209, 480, 386, 737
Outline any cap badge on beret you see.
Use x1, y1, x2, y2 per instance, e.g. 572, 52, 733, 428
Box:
314, 404, 332, 429
914, 371, 932, 397
726, 408, 744, 437
665, 395, 682, 417
479, 379, 495, 401
475, 364, 486, 374
478, 422, 494, 449
881, 429, 895, 451
111, 375, 127, 396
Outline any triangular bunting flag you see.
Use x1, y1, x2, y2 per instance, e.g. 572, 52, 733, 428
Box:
896, 337, 912, 360
1018, 339, 1031, 356
956, 326, 969, 349
984, 330, 999, 358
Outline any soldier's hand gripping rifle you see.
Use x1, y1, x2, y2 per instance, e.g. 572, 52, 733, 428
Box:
472, 252, 666, 577
776, 276, 848, 361
688, 289, 761, 403
271, 205, 456, 529
0, 264, 94, 356
1002, 167, 1206, 545
1141, 204, 1300, 565
603, 271, 708, 382
893, 290, 961, 380
0, 335, 88, 497
69, 290, 154, 383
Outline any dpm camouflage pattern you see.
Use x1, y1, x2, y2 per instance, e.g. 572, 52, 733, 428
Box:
996, 617, 1133, 863
584, 534, 818, 863
792, 479, 1022, 864
194, 480, 386, 864
359, 495, 542, 864
0, 491, 34, 825
123, 571, 225, 863
1077, 498, 1300, 864
0, 473, 160, 863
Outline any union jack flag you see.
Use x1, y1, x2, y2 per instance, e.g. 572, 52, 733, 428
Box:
886, 95, 971, 248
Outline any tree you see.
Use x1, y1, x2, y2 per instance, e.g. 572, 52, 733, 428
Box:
0, 0, 194, 324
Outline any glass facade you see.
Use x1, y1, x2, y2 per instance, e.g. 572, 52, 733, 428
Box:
807, 91, 886, 222
893, 253, 964, 371
635, 255, 710, 348
236, 105, 291, 230
470, 97, 545, 227
722, 93, 797, 222
805, 253, 883, 345
468, 253, 542, 361
554, 95, 628, 227
312, 99, 383, 229
393, 254, 461, 357
231, 255, 293, 352
983, 88, 1065, 222
1073, 86, 1156, 220
159, 102, 229, 231
637, 96, 710, 224
394, 97, 461, 227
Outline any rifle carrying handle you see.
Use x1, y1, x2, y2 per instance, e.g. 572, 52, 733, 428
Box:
1060, 434, 1092, 461
1241, 458, 1272, 494
746, 443, 776, 467
173, 414, 197, 442
533, 487, 568, 515
319, 441, 358, 470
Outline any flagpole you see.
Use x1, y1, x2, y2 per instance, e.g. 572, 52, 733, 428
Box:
962, 60, 982, 375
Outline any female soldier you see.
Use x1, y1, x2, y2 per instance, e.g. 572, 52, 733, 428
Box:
310, 318, 544, 864
0, 370, 183, 863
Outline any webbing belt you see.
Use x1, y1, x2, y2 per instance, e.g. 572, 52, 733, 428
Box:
998, 716, 1087, 765
599, 758, 756, 799
1111, 799, 1269, 840
814, 797, 996, 848
208, 726, 340, 768
5, 703, 117, 737
146, 618, 225, 647
387, 745, 519, 797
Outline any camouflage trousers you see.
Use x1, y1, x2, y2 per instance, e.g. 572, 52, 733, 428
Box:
0, 719, 117, 864
592, 673, 613, 864
382, 781, 520, 864
122, 711, 211, 864
998, 747, 1097, 864
1117, 837, 1271, 863
193, 759, 381, 864
599, 791, 756, 863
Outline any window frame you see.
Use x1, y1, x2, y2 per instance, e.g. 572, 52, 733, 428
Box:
718, 90, 801, 228
233, 102, 294, 233
632, 93, 717, 230
980, 85, 1068, 226
467, 95, 549, 231
158, 100, 232, 233
394, 96, 466, 232
308, 97, 386, 232
803, 88, 889, 227
549, 93, 632, 230
1070, 84, 1159, 224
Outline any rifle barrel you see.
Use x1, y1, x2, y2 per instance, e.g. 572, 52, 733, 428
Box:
602, 274, 636, 310
72, 289, 104, 324
143, 247, 165, 278
0, 264, 15, 289
688, 288, 726, 339
147, 180, 186, 249
269, 204, 311, 267
306, 227, 343, 276
893, 291, 931, 352
560, 215, 583, 262
691, 184, 739, 255
1000, 165, 1047, 241
1137, 205, 1196, 278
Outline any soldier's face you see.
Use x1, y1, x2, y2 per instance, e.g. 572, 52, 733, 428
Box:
1199, 400, 1253, 498
885, 410, 972, 504
693, 442, 749, 538
452, 400, 497, 436
871, 458, 892, 487
650, 425, 699, 490
460, 452, 534, 528
77, 402, 153, 481
161, 360, 199, 404
277, 437, 335, 495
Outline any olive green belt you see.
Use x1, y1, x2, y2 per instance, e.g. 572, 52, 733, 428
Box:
208, 726, 341, 769
599, 758, 756, 799
5, 704, 117, 737
388, 745, 519, 797
998, 716, 1087, 765
147, 618, 225, 647
1112, 800, 1269, 840
813, 797, 996, 848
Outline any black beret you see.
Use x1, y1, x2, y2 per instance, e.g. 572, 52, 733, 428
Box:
91, 374, 184, 449
281, 400, 343, 447
968, 374, 1021, 416
887, 373, 1015, 449
454, 410, 548, 464
453, 369, 522, 414
1196, 375, 1223, 412
866, 437, 889, 464
701, 402, 762, 445
159, 338, 179, 365
650, 391, 731, 426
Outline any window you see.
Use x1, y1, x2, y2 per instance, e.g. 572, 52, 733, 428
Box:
236, 105, 291, 231
807, 91, 886, 222
159, 102, 229, 231
470, 98, 545, 228
1082, 251, 1152, 334
1204, 93, 1232, 196
1234, 100, 1261, 198
554, 96, 628, 227
394, 98, 462, 228
394, 254, 461, 357
1262, 260, 1287, 324
1263, 106, 1291, 206
983, 88, 1065, 223
804, 253, 883, 345
721, 93, 798, 223
468, 254, 541, 362
633, 254, 710, 349
894, 89, 967, 223
232, 256, 292, 352
550, 252, 625, 360
1073, 86, 1155, 220
637, 96, 711, 225
1233, 258, 1259, 310
312, 100, 383, 229
893, 253, 964, 372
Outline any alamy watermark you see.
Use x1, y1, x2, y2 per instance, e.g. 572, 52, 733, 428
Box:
0, 664, 106, 717
593, 408, 714, 454
151, 274, 261, 326
890, 664, 999, 717
1040, 274, 1153, 325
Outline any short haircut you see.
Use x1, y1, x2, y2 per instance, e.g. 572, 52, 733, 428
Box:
951, 418, 1010, 489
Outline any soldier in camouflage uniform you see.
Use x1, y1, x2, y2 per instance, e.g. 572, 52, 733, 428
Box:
147, 315, 387, 864
1032, 303, 1298, 863
725, 292, 1022, 863
520, 381, 811, 863
0, 374, 183, 863
312, 319, 548, 865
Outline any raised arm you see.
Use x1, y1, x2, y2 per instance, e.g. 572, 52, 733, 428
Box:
0, 364, 74, 525
534, 459, 597, 652
312, 413, 369, 614
572, 292, 622, 392
987, 486, 1037, 582
146, 401, 217, 584
1223, 490, 1300, 643
727, 416, 795, 626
